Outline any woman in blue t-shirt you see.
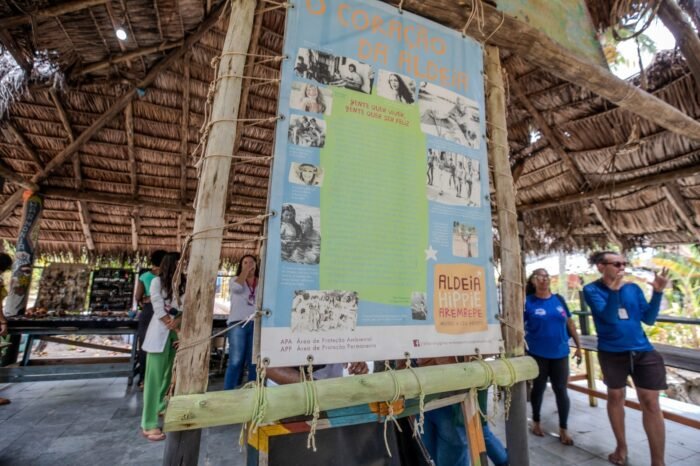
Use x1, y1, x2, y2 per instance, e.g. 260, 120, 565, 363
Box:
524, 269, 582, 445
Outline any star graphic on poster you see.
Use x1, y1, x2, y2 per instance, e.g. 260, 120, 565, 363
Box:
425, 245, 438, 261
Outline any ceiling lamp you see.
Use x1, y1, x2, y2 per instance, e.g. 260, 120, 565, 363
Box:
116, 28, 127, 41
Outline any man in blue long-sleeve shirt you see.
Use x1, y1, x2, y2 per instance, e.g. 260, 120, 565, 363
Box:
583, 251, 669, 466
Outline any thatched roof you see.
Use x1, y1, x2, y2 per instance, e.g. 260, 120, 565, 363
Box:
0, 0, 698, 261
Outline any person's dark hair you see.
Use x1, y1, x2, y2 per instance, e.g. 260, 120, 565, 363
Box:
150, 249, 167, 267
389, 73, 414, 104
235, 254, 259, 278
0, 253, 12, 273
525, 268, 547, 296
159, 253, 185, 300
588, 251, 618, 266
348, 64, 356, 72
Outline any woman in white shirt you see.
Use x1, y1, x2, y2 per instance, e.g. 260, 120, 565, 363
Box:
224, 255, 259, 390
140, 253, 185, 441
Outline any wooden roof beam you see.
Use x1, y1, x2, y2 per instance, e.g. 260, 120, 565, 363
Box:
180, 54, 191, 203
0, 162, 39, 191
591, 199, 623, 249
4, 121, 43, 169
77, 200, 96, 251
125, 102, 137, 197
509, 78, 587, 188
519, 163, 700, 212
388, 0, 700, 141
0, 0, 230, 224
48, 88, 82, 190
41, 187, 192, 212
0, 30, 32, 74
658, 0, 700, 95
0, 0, 108, 29
662, 183, 700, 242
75, 41, 183, 76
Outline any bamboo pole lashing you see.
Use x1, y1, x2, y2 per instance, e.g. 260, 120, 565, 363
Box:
163, 357, 538, 432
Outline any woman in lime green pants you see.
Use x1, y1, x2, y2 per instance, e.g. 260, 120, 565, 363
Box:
140, 253, 185, 441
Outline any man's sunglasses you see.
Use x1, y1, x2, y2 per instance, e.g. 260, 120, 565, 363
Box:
603, 261, 628, 268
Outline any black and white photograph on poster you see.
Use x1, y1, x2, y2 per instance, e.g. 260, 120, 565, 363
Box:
294, 48, 374, 94
280, 203, 321, 264
411, 292, 427, 320
291, 290, 359, 332
289, 162, 324, 187
287, 115, 326, 148
426, 149, 481, 206
418, 82, 481, 149
452, 221, 478, 258
289, 81, 333, 115
375, 70, 415, 104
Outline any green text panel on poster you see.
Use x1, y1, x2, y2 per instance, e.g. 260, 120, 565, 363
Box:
319, 89, 428, 306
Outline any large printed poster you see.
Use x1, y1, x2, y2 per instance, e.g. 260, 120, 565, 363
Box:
261, 0, 502, 366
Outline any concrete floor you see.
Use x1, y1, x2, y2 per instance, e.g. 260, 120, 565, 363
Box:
0, 377, 697, 465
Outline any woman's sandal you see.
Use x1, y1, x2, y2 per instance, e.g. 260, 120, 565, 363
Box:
141, 429, 166, 442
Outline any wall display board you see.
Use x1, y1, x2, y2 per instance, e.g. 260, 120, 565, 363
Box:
261, 0, 502, 366
88, 268, 135, 314
34, 263, 90, 313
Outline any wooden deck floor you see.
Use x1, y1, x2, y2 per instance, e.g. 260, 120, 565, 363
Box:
0, 377, 697, 465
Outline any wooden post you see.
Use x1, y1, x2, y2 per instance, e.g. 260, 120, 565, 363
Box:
5, 192, 43, 317
485, 46, 529, 466
162, 0, 257, 464
658, 0, 700, 95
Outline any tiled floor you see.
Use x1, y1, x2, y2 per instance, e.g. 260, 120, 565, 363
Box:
0, 376, 697, 465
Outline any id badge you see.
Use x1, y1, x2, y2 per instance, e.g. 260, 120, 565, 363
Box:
618, 307, 629, 320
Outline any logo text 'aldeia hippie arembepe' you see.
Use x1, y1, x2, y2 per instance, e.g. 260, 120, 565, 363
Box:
433, 264, 487, 334
302, 0, 470, 92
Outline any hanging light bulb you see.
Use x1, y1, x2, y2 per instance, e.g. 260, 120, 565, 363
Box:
116, 27, 128, 41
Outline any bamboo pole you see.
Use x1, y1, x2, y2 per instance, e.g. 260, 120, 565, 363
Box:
76, 42, 183, 76
162, 0, 257, 463
485, 46, 529, 466
164, 357, 537, 432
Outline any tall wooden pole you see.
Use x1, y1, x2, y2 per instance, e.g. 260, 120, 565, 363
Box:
485, 46, 529, 466
162, 0, 257, 464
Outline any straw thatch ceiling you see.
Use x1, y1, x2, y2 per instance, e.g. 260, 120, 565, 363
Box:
0, 0, 698, 261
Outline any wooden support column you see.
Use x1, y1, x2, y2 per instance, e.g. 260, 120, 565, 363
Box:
125, 102, 138, 197
485, 46, 529, 466
131, 210, 140, 252
0, 1, 228, 224
658, 0, 700, 94
5, 192, 43, 317
4, 121, 43, 169
77, 201, 96, 251
662, 183, 700, 242
162, 0, 257, 464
